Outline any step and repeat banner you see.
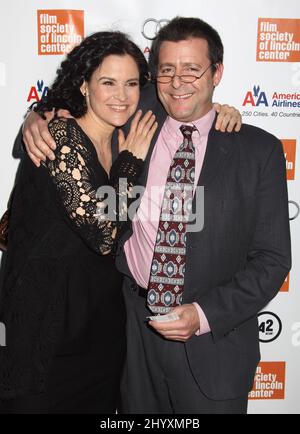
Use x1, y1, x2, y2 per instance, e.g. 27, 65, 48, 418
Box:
0, 0, 299, 414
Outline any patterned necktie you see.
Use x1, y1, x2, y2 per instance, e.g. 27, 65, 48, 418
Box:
147, 125, 196, 314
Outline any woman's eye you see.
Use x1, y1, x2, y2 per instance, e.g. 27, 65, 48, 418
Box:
127, 81, 139, 87
102, 81, 114, 86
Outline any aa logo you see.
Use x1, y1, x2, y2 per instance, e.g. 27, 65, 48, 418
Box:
242, 85, 269, 107
249, 362, 286, 399
27, 80, 49, 103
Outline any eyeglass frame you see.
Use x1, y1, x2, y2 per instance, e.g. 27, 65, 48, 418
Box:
154, 63, 217, 84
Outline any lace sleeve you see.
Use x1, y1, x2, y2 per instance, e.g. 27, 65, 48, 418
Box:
46, 118, 144, 255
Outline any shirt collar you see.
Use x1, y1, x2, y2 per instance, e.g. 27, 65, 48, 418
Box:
164, 107, 216, 141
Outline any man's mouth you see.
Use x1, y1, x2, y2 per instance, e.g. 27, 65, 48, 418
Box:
171, 93, 193, 100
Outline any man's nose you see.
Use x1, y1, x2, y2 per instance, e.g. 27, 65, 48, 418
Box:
171, 75, 182, 89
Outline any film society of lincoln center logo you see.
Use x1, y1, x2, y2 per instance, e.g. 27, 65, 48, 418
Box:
257, 18, 300, 62
249, 362, 286, 400
37, 10, 84, 55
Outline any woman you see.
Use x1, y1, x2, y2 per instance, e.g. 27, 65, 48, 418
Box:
0, 31, 157, 414
0, 31, 240, 413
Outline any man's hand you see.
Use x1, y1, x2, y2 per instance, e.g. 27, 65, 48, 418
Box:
22, 109, 72, 167
214, 103, 242, 133
148, 303, 200, 342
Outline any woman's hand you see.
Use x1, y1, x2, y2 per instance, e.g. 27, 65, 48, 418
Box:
214, 103, 242, 133
118, 110, 158, 160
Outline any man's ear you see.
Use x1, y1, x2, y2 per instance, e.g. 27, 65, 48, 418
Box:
213, 63, 224, 87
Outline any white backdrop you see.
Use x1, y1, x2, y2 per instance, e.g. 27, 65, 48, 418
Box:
0, 0, 299, 414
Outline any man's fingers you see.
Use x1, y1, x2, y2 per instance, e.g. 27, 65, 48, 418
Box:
234, 115, 242, 132
40, 129, 56, 151
226, 117, 239, 133
164, 335, 189, 342
28, 124, 55, 160
57, 109, 72, 119
35, 138, 56, 160
28, 151, 41, 168
219, 113, 232, 132
149, 319, 183, 332
158, 330, 190, 342
215, 104, 233, 131
213, 102, 222, 113
24, 133, 47, 162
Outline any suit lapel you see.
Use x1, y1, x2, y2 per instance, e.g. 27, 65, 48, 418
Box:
197, 115, 235, 188
137, 100, 167, 188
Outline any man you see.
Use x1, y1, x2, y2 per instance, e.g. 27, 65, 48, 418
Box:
22, 17, 291, 414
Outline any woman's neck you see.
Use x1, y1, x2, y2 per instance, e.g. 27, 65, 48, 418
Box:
76, 113, 115, 175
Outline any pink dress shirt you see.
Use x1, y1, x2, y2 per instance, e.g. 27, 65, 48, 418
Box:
124, 108, 216, 335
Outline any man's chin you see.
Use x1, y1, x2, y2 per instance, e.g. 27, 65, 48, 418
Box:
169, 109, 193, 123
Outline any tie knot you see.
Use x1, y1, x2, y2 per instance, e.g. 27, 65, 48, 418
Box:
180, 125, 197, 139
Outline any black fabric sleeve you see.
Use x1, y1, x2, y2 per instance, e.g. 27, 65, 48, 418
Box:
46, 118, 144, 255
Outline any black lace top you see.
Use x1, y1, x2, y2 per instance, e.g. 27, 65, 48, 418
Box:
0, 117, 144, 399
46, 118, 143, 254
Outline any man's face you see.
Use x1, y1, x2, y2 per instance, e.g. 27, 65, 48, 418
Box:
156, 38, 223, 122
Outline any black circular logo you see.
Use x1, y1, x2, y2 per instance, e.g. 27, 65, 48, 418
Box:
258, 311, 282, 343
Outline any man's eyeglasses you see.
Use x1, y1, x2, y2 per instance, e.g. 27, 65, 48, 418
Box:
155, 63, 215, 84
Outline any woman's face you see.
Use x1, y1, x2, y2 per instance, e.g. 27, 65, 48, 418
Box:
82, 54, 140, 128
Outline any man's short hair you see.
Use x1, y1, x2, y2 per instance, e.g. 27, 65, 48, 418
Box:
149, 16, 224, 76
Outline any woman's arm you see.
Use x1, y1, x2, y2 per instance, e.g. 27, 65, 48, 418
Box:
46, 118, 144, 255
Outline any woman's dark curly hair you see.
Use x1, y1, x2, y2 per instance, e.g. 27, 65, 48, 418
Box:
36, 31, 149, 118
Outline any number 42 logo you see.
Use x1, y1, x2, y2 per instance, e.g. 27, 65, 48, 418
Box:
258, 312, 282, 343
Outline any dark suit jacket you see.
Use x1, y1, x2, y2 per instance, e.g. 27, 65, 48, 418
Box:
115, 83, 292, 400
